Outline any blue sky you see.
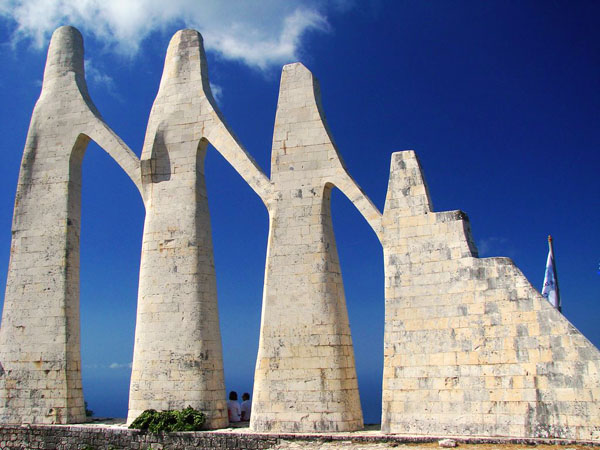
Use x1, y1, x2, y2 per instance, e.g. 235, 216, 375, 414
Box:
0, 1, 598, 423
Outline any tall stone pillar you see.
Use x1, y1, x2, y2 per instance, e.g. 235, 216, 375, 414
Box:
251, 63, 373, 433
128, 30, 271, 428
0, 26, 141, 424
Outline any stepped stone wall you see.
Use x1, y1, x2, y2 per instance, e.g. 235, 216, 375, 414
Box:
380, 151, 600, 439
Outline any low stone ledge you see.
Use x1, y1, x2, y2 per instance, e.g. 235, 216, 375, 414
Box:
0, 423, 598, 449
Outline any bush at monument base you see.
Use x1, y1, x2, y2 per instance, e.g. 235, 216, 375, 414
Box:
128, 407, 206, 433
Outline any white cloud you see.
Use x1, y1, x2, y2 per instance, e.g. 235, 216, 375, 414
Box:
209, 82, 223, 104
0, 0, 341, 69
82, 362, 132, 369
108, 362, 132, 369
84, 58, 112, 87
84, 58, 124, 101
477, 236, 517, 258
204, 7, 329, 70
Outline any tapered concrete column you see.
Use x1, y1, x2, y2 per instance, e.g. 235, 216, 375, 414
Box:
0, 26, 140, 424
251, 63, 368, 433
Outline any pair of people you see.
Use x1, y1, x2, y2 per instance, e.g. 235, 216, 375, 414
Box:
227, 391, 251, 422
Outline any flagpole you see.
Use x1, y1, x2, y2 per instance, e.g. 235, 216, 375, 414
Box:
548, 235, 561, 313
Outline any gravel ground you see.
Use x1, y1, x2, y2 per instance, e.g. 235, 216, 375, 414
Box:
273, 442, 589, 450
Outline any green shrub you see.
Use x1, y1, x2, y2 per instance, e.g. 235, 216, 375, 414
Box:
129, 407, 206, 433
84, 401, 94, 417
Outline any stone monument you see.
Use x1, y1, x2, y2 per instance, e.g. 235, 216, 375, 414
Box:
0, 25, 598, 439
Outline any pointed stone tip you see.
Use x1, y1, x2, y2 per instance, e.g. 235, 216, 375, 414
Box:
161, 28, 207, 83
390, 150, 420, 171
281, 62, 313, 78
282, 62, 310, 74
52, 25, 82, 39
44, 25, 84, 80
171, 28, 204, 44
391, 150, 416, 161
280, 62, 314, 87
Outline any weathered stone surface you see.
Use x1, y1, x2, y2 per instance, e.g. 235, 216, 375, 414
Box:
129, 29, 270, 428
380, 150, 600, 440
0, 26, 141, 425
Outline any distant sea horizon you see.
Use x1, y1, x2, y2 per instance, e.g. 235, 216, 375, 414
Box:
83, 369, 383, 425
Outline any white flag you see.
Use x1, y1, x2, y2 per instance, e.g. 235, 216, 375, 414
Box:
541, 239, 560, 310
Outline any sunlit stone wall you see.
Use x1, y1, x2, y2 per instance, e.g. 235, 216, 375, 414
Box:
381, 150, 600, 440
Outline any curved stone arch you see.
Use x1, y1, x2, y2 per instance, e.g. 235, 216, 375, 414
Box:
128, 32, 376, 431
302, 63, 383, 240
82, 118, 143, 195
328, 172, 383, 242
129, 35, 377, 432
41, 26, 142, 196
204, 120, 273, 206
